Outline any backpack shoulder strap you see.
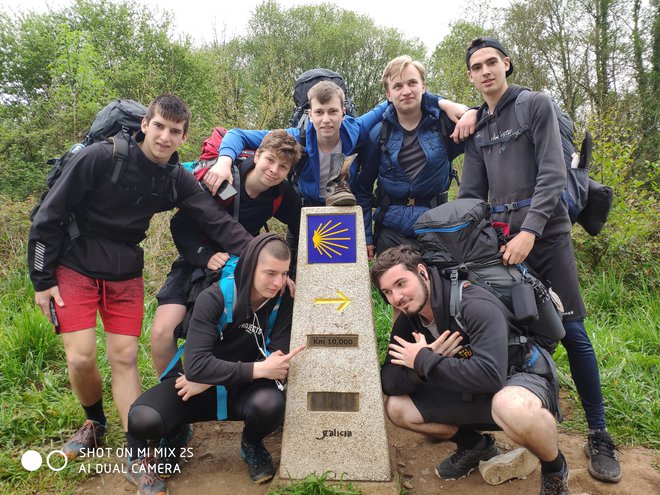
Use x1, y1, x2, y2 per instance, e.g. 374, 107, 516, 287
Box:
231, 164, 241, 222
217, 255, 240, 332
108, 131, 131, 185
514, 90, 534, 142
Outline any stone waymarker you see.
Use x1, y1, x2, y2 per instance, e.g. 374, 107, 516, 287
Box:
279, 206, 391, 481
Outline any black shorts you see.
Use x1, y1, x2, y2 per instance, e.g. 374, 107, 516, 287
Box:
525, 232, 586, 321
156, 257, 195, 306
411, 347, 560, 428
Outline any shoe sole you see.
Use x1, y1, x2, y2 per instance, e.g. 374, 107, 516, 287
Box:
479, 448, 539, 485
325, 193, 356, 207
583, 442, 622, 483
435, 466, 476, 481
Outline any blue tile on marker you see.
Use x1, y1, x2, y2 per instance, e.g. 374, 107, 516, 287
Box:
307, 214, 356, 264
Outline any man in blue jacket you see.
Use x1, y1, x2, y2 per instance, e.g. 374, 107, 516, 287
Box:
356, 56, 469, 260
203, 80, 470, 208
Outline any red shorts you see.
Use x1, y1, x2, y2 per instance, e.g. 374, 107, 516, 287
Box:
53, 265, 144, 336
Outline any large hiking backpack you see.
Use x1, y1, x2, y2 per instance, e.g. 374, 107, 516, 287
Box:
512, 90, 613, 236
289, 68, 358, 190
290, 68, 358, 129
30, 99, 147, 221
414, 198, 566, 345
162, 255, 282, 419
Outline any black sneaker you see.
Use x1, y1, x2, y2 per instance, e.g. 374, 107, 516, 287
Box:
435, 433, 500, 480
326, 179, 356, 206
62, 419, 107, 460
584, 430, 622, 482
540, 453, 570, 495
158, 424, 193, 478
240, 434, 275, 484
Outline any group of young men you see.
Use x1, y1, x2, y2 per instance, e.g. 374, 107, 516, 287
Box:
28, 38, 620, 495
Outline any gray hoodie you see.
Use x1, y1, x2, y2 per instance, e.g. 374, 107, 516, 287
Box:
459, 85, 571, 238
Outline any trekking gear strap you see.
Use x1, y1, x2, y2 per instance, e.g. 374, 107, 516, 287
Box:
490, 198, 532, 213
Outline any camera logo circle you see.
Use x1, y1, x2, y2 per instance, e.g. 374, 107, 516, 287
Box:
21, 450, 42, 471
46, 450, 68, 471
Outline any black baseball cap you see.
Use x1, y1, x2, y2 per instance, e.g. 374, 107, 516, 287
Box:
466, 37, 514, 77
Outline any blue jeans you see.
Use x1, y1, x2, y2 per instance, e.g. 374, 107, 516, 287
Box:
561, 320, 606, 430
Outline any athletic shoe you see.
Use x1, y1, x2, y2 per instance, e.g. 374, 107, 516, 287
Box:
240, 434, 275, 484
62, 419, 107, 460
125, 457, 168, 495
158, 424, 193, 478
584, 430, 622, 482
435, 433, 500, 480
479, 447, 539, 485
540, 453, 570, 495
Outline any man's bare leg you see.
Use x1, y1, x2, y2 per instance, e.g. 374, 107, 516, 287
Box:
105, 332, 142, 431
150, 303, 186, 376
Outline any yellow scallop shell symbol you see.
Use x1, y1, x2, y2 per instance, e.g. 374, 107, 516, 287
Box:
312, 220, 350, 258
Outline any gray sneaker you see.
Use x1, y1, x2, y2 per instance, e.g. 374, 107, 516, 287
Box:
479, 447, 539, 485
435, 433, 500, 480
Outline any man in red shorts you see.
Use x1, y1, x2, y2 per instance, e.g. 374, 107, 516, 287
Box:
27, 94, 252, 492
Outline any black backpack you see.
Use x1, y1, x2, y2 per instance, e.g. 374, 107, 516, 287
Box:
414, 198, 566, 348
288, 69, 358, 191
30, 99, 147, 221
290, 68, 357, 130
513, 90, 613, 236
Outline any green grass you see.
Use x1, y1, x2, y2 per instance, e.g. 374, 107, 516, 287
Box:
269, 472, 361, 494
0, 206, 657, 493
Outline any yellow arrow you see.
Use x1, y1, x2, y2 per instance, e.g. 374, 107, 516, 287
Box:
314, 291, 351, 312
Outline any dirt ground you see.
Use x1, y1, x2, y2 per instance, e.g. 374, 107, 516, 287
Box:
79, 419, 658, 495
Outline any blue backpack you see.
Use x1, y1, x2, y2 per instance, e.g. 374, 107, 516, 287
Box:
160, 255, 281, 419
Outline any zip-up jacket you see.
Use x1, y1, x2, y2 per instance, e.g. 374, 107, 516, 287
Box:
357, 92, 464, 244
458, 85, 570, 238
28, 134, 253, 291
218, 102, 389, 204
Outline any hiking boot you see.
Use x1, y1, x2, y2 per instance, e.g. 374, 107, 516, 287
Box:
240, 434, 275, 484
326, 178, 356, 206
540, 453, 570, 495
435, 433, 500, 480
479, 447, 539, 485
325, 153, 356, 207
158, 424, 193, 478
584, 430, 622, 483
125, 457, 168, 495
62, 419, 107, 460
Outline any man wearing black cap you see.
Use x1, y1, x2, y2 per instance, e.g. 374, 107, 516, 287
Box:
458, 37, 622, 492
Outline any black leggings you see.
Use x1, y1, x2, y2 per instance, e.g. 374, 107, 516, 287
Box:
128, 378, 285, 443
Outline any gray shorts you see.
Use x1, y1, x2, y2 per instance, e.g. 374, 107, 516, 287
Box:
411, 346, 560, 428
